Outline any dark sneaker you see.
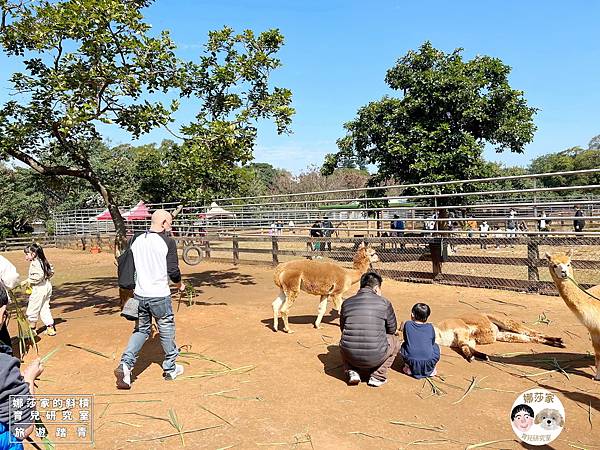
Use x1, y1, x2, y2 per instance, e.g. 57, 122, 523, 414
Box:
347, 370, 361, 386
114, 362, 132, 390
163, 364, 184, 381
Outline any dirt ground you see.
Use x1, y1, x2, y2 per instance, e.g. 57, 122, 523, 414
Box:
3, 248, 600, 450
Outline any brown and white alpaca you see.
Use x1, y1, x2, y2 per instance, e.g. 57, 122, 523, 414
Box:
546, 250, 600, 380
272, 242, 379, 333
434, 312, 564, 361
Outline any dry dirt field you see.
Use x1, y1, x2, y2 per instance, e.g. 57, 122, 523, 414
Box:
2, 248, 600, 449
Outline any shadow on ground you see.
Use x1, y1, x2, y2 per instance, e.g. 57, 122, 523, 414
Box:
488, 351, 596, 380
52, 270, 256, 316
261, 310, 340, 332
318, 344, 405, 384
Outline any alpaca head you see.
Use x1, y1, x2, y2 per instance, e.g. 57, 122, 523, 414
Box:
354, 242, 379, 268
545, 249, 573, 280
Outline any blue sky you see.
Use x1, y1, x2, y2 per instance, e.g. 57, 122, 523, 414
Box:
2, 0, 599, 174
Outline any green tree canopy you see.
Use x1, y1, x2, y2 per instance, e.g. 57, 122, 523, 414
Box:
322, 42, 537, 198
0, 0, 293, 246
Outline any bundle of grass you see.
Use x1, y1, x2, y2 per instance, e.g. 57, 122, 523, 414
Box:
8, 290, 38, 359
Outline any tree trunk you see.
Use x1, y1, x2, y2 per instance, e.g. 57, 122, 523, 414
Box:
87, 175, 127, 255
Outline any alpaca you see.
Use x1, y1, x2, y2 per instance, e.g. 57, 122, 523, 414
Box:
434, 312, 564, 361
546, 250, 600, 380
272, 242, 379, 333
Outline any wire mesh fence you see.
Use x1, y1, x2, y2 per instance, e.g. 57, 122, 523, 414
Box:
51, 168, 600, 294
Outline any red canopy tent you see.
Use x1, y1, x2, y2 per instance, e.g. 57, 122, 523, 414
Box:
123, 201, 151, 221
92, 209, 113, 221
91, 201, 150, 221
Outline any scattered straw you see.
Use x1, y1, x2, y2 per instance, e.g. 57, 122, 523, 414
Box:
199, 404, 233, 427
126, 424, 222, 443
532, 311, 551, 325
349, 431, 389, 441
465, 439, 516, 449
40, 345, 63, 364
458, 300, 479, 310
114, 412, 170, 423
168, 409, 185, 446
402, 438, 455, 448
390, 420, 446, 433
487, 297, 526, 308
453, 376, 486, 405
178, 352, 232, 369
178, 365, 255, 380
65, 343, 110, 359
95, 391, 173, 397
96, 400, 162, 405
102, 420, 142, 428
419, 377, 446, 398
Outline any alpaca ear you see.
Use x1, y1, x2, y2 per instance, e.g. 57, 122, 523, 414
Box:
558, 413, 564, 427
534, 413, 542, 424
359, 241, 365, 249
566, 248, 573, 259
544, 252, 552, 261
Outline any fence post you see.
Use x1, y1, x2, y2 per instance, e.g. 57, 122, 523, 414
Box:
429, 237, 444, 278
233, 235, 239, 265
272, 235, 279, 265
527, 238, 539, 282
205, 238, 211, 259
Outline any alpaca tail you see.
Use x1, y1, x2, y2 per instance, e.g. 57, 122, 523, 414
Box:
273, 263, 286, 288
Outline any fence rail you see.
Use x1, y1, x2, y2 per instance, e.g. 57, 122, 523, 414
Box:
50, 168, 600, 295
0, 235, 55, 252
50, 232, 597, 296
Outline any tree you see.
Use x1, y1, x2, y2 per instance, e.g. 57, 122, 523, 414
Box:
322, 42, 537, 203
588, 134, 600, 151
0, 1, 293, 248
529, 146, 600, 193
0, 164, 46, 237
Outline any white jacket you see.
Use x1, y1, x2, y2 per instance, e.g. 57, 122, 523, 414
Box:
0, 255, 20, 294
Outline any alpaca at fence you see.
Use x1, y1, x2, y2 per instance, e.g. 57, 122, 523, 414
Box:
546, 250, 600, 380
272, 242, 379, 333
434, 312, 564, 361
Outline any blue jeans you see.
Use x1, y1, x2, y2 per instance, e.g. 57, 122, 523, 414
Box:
0, 422, 24, 450
120, 295, 178, 374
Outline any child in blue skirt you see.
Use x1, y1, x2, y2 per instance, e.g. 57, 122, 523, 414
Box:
400, 303, 440, 378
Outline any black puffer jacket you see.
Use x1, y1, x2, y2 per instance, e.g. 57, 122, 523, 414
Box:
339, 287, 397, 368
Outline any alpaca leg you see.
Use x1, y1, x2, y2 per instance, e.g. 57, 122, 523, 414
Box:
592, 334, 600, 381
456, 340, 488, 362
280, 291, 298, 334
272, 289, 286, 332
331, 294, 343, 312
487, 314, 564, 347
314, 295, 328, 329
496, 331, 564, 348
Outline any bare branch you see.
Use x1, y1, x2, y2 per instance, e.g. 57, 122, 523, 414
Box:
6, 147, 86, 178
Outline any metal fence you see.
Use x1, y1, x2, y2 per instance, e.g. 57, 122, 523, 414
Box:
52, 168, 600, 294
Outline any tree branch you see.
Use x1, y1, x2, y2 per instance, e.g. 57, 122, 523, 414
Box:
6, 148, 86, 178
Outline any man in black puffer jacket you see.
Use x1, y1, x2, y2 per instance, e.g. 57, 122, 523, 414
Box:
339, 272, 399, 387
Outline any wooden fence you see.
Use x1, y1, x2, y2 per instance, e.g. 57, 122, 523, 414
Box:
0, 235, 56, 252
175, 234, 600, 295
